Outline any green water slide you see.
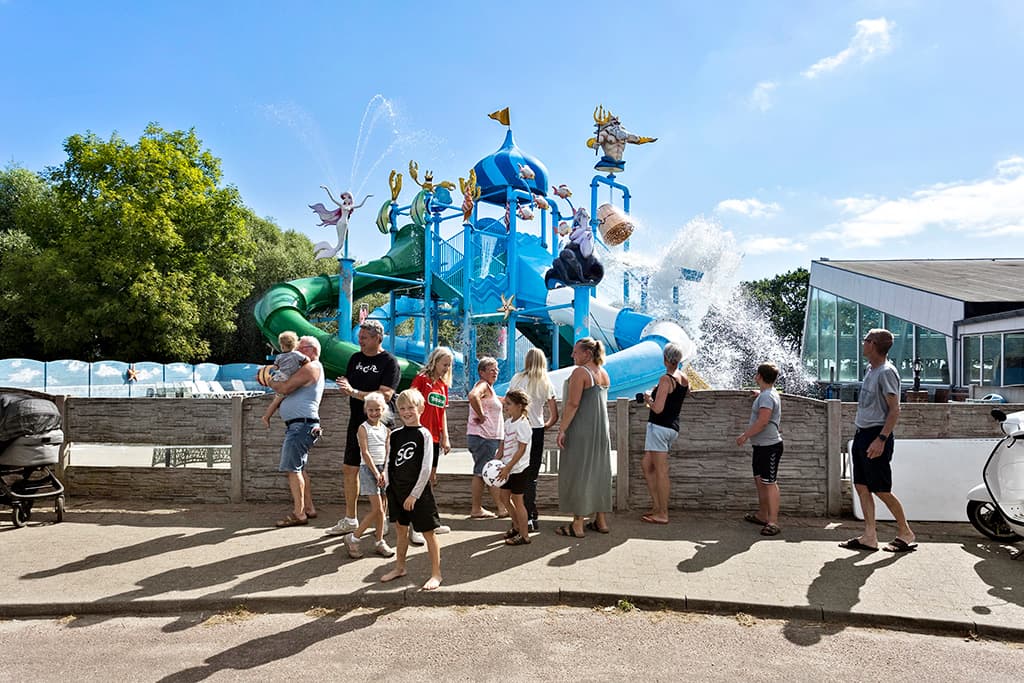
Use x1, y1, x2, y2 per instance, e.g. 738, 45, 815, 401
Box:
253, 224, 430, 388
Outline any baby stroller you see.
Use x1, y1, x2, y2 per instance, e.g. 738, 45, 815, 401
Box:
0, 392, 65, 528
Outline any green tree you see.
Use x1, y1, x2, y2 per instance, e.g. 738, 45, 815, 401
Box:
0, 125, 253, 361
741, 267, 810, 352
208, 211, 325, 363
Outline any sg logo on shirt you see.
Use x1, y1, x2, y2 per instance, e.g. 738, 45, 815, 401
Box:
395, 441, 416, 467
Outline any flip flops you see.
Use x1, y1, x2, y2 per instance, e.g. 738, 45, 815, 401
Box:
883, 538, 918, 553
585, 520, 610, 534
470, 510, 497, 519
760, 523, 782, 536
505, 534, 531, 545
275, 514, 308, 528
555, 525, 585, 538
744, 513, 768, 526
641, 514, 668, 525
839, 538, 878, 552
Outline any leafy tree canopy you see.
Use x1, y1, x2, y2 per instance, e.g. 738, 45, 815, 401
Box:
740, 267, 810, 352
0, 125, 317, 363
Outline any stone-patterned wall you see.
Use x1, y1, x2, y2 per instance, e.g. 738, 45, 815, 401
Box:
625, 391, 831, 516
65, 398, 233, 444
64, 467, 231, 503
840, 402, 1021, 442
56, 392, 1019, 514
238, 393, 576, 511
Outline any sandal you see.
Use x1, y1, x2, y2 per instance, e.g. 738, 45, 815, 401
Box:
275, 514, 308, 528
555, 525, 585, 538
504, 527, 519, 539
585, 520, 610, 534
505, 534, 531, 546
744, 512, 768, 526
760, 523, 781, 536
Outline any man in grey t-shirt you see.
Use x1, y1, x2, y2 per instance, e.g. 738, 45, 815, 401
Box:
839, 328, 917, 554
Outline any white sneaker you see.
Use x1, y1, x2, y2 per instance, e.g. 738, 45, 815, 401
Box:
340, 518, 360, 533
409, 529, 425, 546
345, 533, 363, 559
435, 525, 451, 534
325, 519, 350, 536
375, 539, 395, 557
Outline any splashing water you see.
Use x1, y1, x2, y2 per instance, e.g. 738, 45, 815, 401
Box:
600, 215, 814, 393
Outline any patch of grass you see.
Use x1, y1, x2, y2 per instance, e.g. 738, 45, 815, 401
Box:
202, 605, 256, 626
306, 607, 336, 618
735, 612, 757, 627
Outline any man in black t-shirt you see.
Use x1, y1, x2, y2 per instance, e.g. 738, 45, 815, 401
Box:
325, 320, 401, 536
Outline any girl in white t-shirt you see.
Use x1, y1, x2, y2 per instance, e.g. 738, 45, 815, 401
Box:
508, 348, 558, 531
343, 392, 395, 559
498, 390, 533, 545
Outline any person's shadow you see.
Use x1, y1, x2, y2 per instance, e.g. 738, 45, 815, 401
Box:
782, 551, 899, 646
959, 540, 1024, 614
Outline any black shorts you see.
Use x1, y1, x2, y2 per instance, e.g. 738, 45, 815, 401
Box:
851, 426, 894, 493
501, 469, 530, 495
344, 422, 362, 467
432, 441, 441, 469
386, 485, 440, 533
751, 442, 783, 483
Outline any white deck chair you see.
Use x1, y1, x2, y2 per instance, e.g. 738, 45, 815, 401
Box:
207, 380, 237, 398
230, 379, 261, 397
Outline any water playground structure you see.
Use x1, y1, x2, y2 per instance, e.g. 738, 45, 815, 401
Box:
253, 106, 700, 398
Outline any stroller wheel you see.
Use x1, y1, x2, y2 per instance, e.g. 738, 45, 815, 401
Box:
55, 496, 65, 523
11, 505, 28, 528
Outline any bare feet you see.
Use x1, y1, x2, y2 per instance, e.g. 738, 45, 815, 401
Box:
422, 575, 442, 591
380, 567, 407, 583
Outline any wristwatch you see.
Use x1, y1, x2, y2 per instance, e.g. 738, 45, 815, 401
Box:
876, 433, 890, 442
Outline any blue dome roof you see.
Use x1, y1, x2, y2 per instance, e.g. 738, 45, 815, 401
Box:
472, 130, 549, 206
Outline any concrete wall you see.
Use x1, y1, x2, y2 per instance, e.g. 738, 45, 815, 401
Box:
53, 391, 1022, 516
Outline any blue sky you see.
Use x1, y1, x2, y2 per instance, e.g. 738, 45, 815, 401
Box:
2, 1, 1023, 282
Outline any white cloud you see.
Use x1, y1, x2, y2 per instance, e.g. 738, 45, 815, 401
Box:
9, 368, 42, 383
743, 236, 807, 255
802, 18, 895, 80
716, 198, 781, 218
816, 157, 1024, 247
94, 365, 124, 377
749, 81, 778, 111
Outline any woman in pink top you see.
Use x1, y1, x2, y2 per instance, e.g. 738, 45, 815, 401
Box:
467, 356, 507, 519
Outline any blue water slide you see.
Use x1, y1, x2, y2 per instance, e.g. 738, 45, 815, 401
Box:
500, 233, 696, 400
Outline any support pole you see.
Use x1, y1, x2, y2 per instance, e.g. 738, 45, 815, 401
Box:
338, 257, 355, 343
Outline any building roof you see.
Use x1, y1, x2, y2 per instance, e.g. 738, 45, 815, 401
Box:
815, 259, 1024, 303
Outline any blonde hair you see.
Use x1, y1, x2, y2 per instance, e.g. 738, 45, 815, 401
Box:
421, 346, 454, 386
514, 348, 554, 400
362, 391, 391, 422
396, 388, 425, 410
576, 337, 605, 366
278, 330, 299, 352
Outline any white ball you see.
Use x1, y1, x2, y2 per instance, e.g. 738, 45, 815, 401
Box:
481, 458, 507, 487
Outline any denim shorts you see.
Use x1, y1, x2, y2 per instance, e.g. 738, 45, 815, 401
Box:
644, 422, 678, 452
359, 463, 384, 495
278, 422, 319, 473
467, 435, 501, 475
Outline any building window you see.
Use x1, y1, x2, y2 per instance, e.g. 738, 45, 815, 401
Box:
837, 299, 859, 381
859, 306, 883, 378
803, 288, 819, 377
885, 314, 913, 382
983, 334, 1002, 385
818, 290, 837, 381
916, 326, 949, 384
1005, 333, 1024, 386
963, 335, 981, 385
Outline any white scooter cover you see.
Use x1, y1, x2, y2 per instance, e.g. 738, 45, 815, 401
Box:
983, 426, 1024, 535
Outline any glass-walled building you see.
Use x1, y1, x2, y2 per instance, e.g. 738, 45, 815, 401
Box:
802, 287, 950, 384
805, 259, 1024, 393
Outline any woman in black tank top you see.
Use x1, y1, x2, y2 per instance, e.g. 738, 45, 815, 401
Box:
639, 343, 689, 525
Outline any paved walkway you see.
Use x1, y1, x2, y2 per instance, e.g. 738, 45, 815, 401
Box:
2, 500, 1022, 640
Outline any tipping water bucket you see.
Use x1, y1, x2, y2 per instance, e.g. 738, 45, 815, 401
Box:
596, 203, 634, 246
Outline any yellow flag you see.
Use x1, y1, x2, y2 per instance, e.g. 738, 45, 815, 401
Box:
487, 107, 510, 126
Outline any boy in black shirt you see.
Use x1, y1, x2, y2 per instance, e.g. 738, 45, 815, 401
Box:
381, 389, 443, 590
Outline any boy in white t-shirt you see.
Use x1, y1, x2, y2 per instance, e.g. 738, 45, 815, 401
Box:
498, 390, 533, 545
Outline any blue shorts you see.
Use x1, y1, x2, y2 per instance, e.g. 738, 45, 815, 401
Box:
644, 422, 678, 452
278, 422, 319, 473
467, 435, 501, 475
359, 463, 384, 495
